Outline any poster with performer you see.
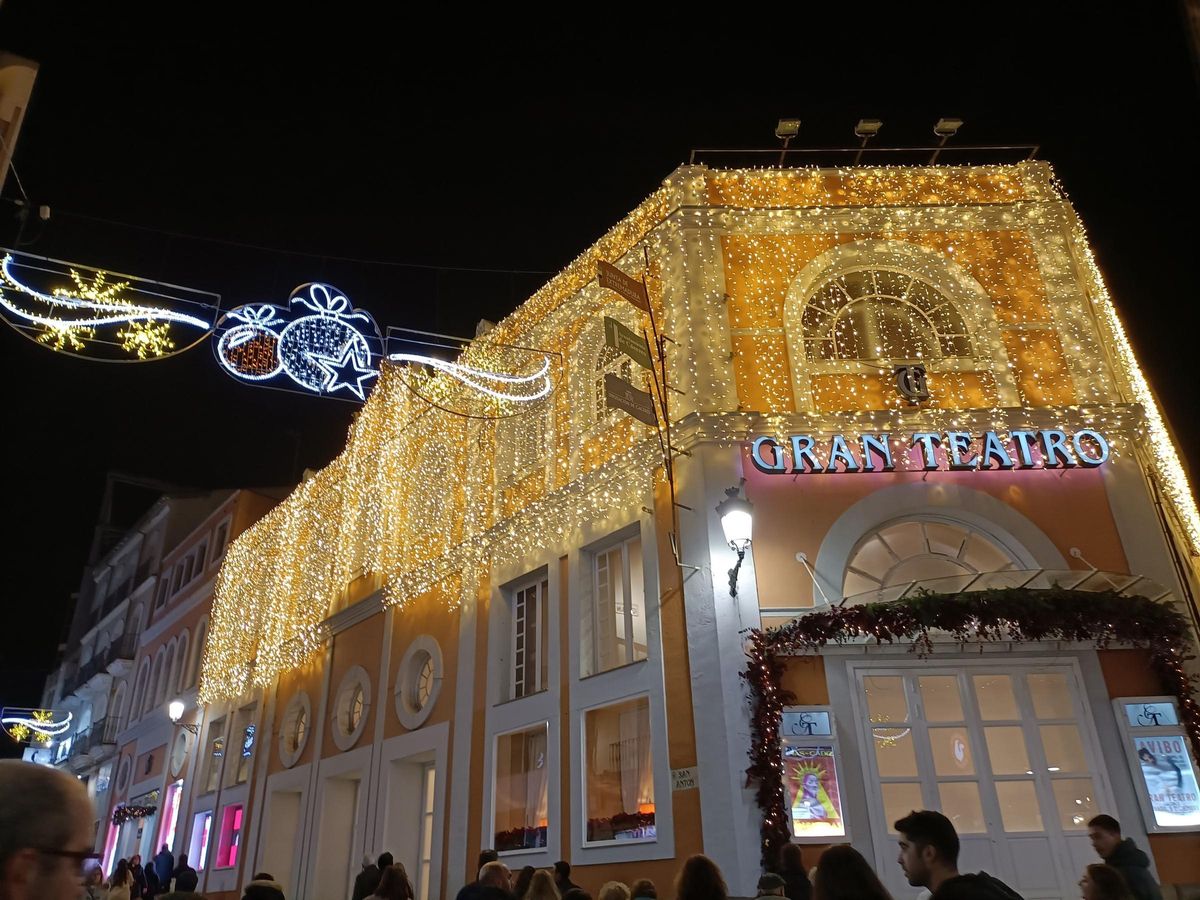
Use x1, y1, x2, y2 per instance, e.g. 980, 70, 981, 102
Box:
1132, 735, 1200, 827
782, 744, 846, 838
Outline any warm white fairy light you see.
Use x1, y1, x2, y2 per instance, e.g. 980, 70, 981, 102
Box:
200, 161, 1199, 703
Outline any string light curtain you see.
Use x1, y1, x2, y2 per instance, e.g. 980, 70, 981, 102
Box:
200, 162, 1200, 703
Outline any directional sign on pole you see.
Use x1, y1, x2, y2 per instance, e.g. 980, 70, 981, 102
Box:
597, 260, 649, 311
604, 373, 657, 426
603, 316, 653, 370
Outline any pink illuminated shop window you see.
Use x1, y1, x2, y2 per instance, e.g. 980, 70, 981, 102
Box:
215, 804, 243, 869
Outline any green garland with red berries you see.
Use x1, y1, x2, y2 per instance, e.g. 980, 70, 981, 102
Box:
741, 587, 1200, 869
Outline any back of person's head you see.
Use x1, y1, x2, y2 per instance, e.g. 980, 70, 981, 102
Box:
525, 870, 561, 900
1083, 865, 1134, 900
0, 759, 91, 880
114, 859, 130, 883
629, 879, 657, 900
893, 810, 959, 866
376, 864, 413, 900
378, 853, 395, 870
363, 854, 375, 870
178, 854, 189, 868
675, 854, 728, 900
778, 843, 806, 874
513, 866, 537, 899
562, 890, 592, 900
813, 846, 892, 900
478, 849, 500, 873
757, 873, 786, 896
598, 882, 630, 900
1087, 815, 1121, 836
479, 861, 511, 891
554, 861, 572, 883
252, 873, 275, 882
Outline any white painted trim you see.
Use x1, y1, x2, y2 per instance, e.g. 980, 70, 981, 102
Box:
278, 692, 313, 769
329, 666, 372, 752
395, 635, 444, 730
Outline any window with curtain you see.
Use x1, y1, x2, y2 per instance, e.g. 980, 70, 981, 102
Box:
585, 535, 648, 677
492, 722, 549, 852
584, 695, 655, 843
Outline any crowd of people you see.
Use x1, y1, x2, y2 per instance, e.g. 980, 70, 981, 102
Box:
0, 760, 1168, 900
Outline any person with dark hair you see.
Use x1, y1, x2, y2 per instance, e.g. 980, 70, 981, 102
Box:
561, 891, 591, 900
107, 860, 135, 900
674, 854, 728, 900
171, 855, 198, 893
554, 862, 579, 895
242, 871, 286, 900
776, 843, 811, 900
1087, 816, 1162, 900
152, 845, 174, 894
812, 845, 892, 900
130, 854, 148, 900
456, 851, 504, 900
370, 864, 414, 900
894, 810, 1021, 900
629, 879, 656, 900
512, 867, 537, 900
754, 873, 787, 899
1081, 864, 1136, 900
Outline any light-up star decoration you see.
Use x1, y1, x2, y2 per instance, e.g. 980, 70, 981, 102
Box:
1, 708, 72, 745
215, 282, 383, 400
0, 249, 216, 361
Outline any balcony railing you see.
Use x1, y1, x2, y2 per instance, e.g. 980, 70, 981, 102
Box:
63, 634, 138, 695
68, 716, 120, 762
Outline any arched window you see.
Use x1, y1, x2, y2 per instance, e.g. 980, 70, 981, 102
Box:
131, 657, 151, 721
175, 631, 190, 695
187, 619, 208, 689
163, 640, 178, 702
802, 269, 971, 363
111, 682, 128, 730
149, 649, 166, 711
842, 517, 1019, 600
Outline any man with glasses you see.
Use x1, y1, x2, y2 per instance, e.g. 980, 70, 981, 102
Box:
0, 760, 97, 900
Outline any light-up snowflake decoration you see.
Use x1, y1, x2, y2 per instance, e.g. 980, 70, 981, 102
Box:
1, 708, 72, 744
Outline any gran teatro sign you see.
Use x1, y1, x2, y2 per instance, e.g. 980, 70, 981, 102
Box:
750, 428, 1110, 474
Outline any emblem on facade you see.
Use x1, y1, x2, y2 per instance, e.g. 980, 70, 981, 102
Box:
894, 364, 931, 403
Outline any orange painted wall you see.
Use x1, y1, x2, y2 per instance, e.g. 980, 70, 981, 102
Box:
267, 656, 325, 775
744, 452, 1129, 611
464, 574, 492, 887
383, 597, 461, 741
322, 615, 384, 757
1096, 650, 1200, 884
134, 743, 167, 784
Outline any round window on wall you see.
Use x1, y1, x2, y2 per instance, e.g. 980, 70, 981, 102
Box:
169, 731, 189, 778
278, 692, 311, 768
395, 636, 443, 730
116, 756, 131, 794
330, 667, 371, 751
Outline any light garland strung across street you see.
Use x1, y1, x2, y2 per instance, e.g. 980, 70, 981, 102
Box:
1, 708, 72, 745
0, 251, 215, 360
199, 162, 1200, 702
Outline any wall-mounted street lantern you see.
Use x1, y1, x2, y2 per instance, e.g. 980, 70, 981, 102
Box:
167, 699, 199, 734
716, 480, 754, 597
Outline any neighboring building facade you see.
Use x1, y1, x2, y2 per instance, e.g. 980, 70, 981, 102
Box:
192, 161, 1200, 900
98, 488, 284, 884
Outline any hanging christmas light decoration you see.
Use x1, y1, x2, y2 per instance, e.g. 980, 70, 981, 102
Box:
0, 250, 215, 361
1, 708, 72, 744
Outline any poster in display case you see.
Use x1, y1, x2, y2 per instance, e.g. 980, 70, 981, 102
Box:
779, 706, 849, 841
1114, 697, 1200, 831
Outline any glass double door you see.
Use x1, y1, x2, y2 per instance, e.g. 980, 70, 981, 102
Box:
853, 663, 1111, 899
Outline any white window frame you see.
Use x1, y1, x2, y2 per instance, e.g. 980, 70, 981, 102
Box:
586, 532, 647, 677
490, 719, 551, 859
579, 692, 657, 849
1112, 695, 1200, 833
511, 576, 547, 700
417, 762, 437, 900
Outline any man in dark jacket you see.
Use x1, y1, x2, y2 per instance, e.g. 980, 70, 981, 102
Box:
455, 850, 500, 900
242, 872, 285, 900
352, 853, 391, 900
554, 861, 580, 895
895, 810, 1024, 900
153, 845, 175, 893
172, 855, 199, 893
1088, 815, 1163, 900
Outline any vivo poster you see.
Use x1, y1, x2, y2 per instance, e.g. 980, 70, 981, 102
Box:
782, 745, 846, 838
1133, 735, 1200, 827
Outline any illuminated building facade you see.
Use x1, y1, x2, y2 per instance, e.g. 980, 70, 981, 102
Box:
193, 162, 1200, 900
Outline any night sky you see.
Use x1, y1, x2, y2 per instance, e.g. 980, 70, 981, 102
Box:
1, 7, 1198, 726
